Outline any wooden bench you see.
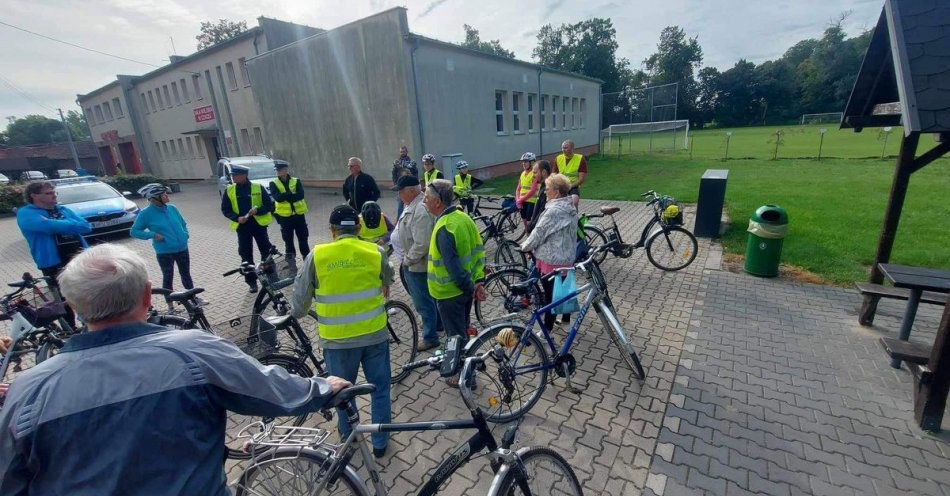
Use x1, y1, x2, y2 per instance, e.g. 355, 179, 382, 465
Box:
880, 337, 931, 367
855, 282, 947, 306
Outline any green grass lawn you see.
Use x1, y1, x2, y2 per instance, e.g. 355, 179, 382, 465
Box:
482, 152, 950, 285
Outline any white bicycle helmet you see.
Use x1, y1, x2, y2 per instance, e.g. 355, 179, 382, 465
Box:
137, 183, 168, 201
456, 160, 469, 169
520, 152, 537, 162
422, 153, 436, 163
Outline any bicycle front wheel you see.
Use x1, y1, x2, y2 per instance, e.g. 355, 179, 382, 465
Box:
499, 209, 525, 242
596, 299, 645, 380
463, 323, 549, 423
235, 447, 368, 496
493, 239, 527, 268
385, 300, 418, 384
645, 226, 698, 271
491, 446, 583, 496
583, 224, 609, 264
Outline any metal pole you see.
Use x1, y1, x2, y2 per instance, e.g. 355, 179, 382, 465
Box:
818, 132, 825, 161
689, 134, 694, 160
881, 131, 890, 159
724, 133, 731, 161
58, 108, 82, 170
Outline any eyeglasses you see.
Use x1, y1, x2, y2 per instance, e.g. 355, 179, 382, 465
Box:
36, 191, 56, 196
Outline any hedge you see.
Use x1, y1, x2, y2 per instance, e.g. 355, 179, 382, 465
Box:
0, 184, 24, 214
0, 174, 167, 213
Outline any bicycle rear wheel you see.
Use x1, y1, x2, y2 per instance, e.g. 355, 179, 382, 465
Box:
463, 323, 549, 423
385, 300, 418, 384
235, 447, 367, 496
645, 226, 698, 271
596, 299, 645, 380
492, 239, 526, 268
583, 224, 609, 264
492, 446, 583, 496
35, 338, 64, 363
499, 209, 525, 242
226, 354, 314, 460
475, 268, 540, 327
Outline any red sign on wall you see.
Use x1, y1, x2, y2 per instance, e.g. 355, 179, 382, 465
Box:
194, 105, 215, 123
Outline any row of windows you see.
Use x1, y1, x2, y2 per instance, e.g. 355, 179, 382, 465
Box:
85, 97, 124, 127
240, 127, 267, 155
494, 91, 586, 135
140, 58, 251, 115
153, 136, 205, 163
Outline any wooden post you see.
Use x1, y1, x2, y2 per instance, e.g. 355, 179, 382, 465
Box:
859, 132, 920, 325
915, 301, 950, 431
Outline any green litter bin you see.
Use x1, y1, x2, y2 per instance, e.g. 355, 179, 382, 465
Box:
744, 205, 788, 277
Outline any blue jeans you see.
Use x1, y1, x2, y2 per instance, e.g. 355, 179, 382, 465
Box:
322, 341, 391, 449
402, 268, 441, 344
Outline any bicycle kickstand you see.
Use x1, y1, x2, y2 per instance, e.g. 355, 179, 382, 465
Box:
562, 363, 584, 394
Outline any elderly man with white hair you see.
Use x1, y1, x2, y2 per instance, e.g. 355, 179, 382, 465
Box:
342, 156, 381, 211
0, 243, 350, 495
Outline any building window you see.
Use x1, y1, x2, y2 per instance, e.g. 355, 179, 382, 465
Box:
113, 98, 123, 118
253, 127, 265, 154
94, 105, 104, 124
226, 62, 238, 90
85, 107, 95, 125
579, 99, 586, 128
551, 96, 558, 129
140, 94, 149, 114
495, 90, 506, 135
185, 137, 195, 158
161, 141, 170, 159
561, 97, 567, 130
147, 91, 157, 113
571, 98, 577, 129
177, 138, 185, 159
527, 94, 535, 132
540, 95, 547, 131
155, 88, 165, 110
104, 102, 115, 121
162, 85, 172, 108
169, 139, 178, 159
154, 142, 162, 161
192, 75, 203, 100
195, 138, 205, 158
240, 128, 251, 153
512, 92, 522, 134
171, 82, 181, 105
239, 57, 251, 87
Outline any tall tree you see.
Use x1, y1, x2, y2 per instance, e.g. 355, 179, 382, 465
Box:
2, 115, 67, 146
642, 26, 703, 123
715, 60, 760, 127
461, 25, 515, 59
695, 67, 721, 128
533, 18, 632, 94
65, 110, 90, 140
196, 19, 248, 50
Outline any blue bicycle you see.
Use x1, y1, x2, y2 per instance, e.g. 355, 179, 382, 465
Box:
461, 242, 645, 422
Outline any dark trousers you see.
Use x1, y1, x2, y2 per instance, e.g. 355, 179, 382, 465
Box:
237, 222, 273, 286
436, 292, 473, 341
276, 214, 309, 257
40, 264, 76, 329
459, 198, 475, 214
540, 275, 570, 330
156, 250, 194, 291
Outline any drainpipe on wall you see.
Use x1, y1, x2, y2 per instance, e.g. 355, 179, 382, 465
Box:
409, 37, 426, 155
204, 70, 230, 157
215, 66, 242, 156
537, 68, 543, 159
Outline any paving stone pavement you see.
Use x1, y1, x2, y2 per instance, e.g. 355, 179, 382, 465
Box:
1, 181, 947, 495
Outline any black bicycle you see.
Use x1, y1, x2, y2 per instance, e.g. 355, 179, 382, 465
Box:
582, 190, 698, 270
148, 287, 213, 331
0, 273, 78, 365
471, 195, 528, 268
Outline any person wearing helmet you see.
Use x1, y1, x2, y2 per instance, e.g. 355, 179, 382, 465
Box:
392, 146, 418, 219
358, 201, 394, 245
514, 152, 538, 229
421, 153, 443, 189
131, 184, 201, 310
221, 164, 275, 293
269, 160, 310, 262
452, 161, 483, 214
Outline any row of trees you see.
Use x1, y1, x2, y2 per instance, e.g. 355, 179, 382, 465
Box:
0, 112, 90, 147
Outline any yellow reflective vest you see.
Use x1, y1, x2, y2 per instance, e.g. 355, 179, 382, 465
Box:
226, 183, 273, 230
423, 168, 443, 187
518, 169, 537, 203
312, 237, 387, 340
556, 153, 584, 183
358, 214, 389, 243
271, 177, 308, 217
427, 209, 485, 299
453, 174, 473, 196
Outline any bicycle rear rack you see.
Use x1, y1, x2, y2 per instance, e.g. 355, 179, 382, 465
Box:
238, 421, 334, 450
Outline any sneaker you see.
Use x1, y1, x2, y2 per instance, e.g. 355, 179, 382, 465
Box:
248, 284, 259, 294
373, 445, 388, 458
417, 340, 440, 352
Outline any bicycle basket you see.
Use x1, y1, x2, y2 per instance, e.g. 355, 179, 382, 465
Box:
660, 201, 683, 226
212, 315, 281, 359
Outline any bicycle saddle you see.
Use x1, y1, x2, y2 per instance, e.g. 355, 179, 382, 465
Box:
166, 287, 205, 302
151, 287, 172, 296
7, 281, 31, 289
329, 384, 377, 408
600, 206, 620, 215
263, 314, 293, 328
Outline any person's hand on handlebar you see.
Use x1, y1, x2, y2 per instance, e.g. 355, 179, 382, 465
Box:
326, 376, 352, 394
474, 282, 487, 302
0, 336, 11, 354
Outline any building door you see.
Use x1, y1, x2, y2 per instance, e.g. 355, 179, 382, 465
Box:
210, 137, 222, 161
98, 146, 117, 175
118, 142, 142, 174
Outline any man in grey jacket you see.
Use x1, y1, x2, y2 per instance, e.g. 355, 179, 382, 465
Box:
0, 243, 350, 496
393, 175, 441, 350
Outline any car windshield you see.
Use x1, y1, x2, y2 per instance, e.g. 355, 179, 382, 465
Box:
240, 161, 277, 180
55, 183, 121, 204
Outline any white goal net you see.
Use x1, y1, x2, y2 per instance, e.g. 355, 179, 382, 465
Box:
800, 112, 842, 125
602, 119, 690, 154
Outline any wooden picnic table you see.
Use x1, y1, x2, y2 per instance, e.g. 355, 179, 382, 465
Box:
877, 263, 950, 431
879, 264, 950, 368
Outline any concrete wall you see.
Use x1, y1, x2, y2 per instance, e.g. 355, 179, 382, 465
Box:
245, 8, 418, 184
412, 41, 601, 176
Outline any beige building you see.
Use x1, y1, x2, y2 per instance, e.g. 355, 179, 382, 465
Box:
78, 17, 321, 179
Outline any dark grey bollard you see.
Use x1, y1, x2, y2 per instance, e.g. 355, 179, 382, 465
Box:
694, 169, 729, 238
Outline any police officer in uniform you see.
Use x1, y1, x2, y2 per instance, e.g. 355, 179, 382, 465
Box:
269, 160, 310, 262
220, 165, 275, 292
290, 204, 394, 458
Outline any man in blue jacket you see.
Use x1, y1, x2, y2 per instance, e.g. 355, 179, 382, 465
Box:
15, 181, 92, 290
0, 243, 351, 495
131, 184, 202, 310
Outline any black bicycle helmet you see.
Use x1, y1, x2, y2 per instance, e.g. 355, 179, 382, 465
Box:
361, 201, 382, 229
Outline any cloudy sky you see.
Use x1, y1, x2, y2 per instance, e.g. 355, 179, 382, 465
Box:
1, 0, 883, 121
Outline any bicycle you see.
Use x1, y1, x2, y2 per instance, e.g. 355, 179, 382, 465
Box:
470, 194, 527, 268
582, 190, 698, 271
232, 352, 583, 496
462, 242, 645, 423
148, 287, 213, 331
0, 273, 78, 364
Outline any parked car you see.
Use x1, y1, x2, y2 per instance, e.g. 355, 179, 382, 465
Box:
50, 177, 140, 242
20, 171, 48, 181
217, 156, 278, 196
0, 173, 9, 185
56, 169, 79, 178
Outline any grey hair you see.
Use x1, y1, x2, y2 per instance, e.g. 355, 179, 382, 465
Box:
58, 243, 150, 323
348, 157, 362, 166
426, 178, 455, 206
